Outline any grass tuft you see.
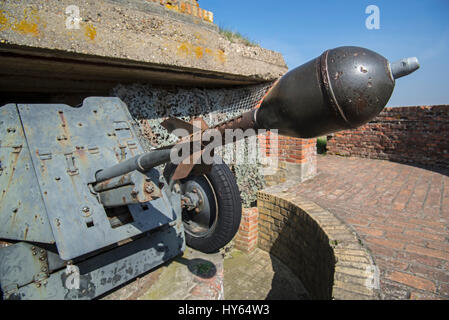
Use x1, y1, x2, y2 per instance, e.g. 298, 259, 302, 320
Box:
218, 26, 259, 47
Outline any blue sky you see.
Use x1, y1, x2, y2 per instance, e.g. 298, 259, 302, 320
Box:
203, 0, 449, 107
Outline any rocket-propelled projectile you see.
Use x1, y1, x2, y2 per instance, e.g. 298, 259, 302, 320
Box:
252, 46, 419, 138
96, 46, 420, 182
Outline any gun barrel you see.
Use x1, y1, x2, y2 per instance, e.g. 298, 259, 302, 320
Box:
95, 149, 171, 183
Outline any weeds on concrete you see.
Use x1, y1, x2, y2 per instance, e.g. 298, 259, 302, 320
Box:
219, 26, 259, 47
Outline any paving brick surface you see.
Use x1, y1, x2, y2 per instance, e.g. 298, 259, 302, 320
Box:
102, 246, 308, 300
223, 248, 309, 300
289, 155, 449, 300
102, 248, 224, 300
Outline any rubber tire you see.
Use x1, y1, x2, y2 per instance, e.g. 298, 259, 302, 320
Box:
164, 159, 242, 253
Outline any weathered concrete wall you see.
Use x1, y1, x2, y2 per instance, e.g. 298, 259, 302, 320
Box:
0, 0, 287, 101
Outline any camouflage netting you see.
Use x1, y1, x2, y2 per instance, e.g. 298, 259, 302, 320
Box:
111, 83, 273, 207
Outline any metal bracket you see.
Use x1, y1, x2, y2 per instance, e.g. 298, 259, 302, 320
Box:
38, 149, 52, 160
34, 272, 48, 283
64, 153, 79, 176
127, 141, 138, 151
114, 121, 132, 140
12, 145, 22, 153
87, 146, 100, 154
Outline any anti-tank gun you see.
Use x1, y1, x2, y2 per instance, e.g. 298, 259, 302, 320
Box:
0, 46, 419, 299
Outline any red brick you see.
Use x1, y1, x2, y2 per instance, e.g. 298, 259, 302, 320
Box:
354, 226, 384, 237
405, 245, 449, 261
388, 218, 421, 231
345, 217, 370, 227
375, 257, 409, 271
384, 232, 427, 246
368, 244, 396, 258
420, 226, 448, 235
326, 106, 449, 169
396, 251, 442, 268
408, 264, 449, 284
387, 271, 436, 292
369, 223, 403, 233
408, 218, 445, 229
367, 237, 405, 250
426, 241, 449, 252
403, 229, 447, 242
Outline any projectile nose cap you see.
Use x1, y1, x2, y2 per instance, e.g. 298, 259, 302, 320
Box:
390, 57, 420, 79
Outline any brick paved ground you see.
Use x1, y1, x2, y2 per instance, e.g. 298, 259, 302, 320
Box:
223, 248, 309, 300
102, 248, 224, 300
289, 155, 449, 300
102, 246, 309, 300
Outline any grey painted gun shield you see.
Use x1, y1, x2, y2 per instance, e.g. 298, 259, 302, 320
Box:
2, 218, 185, 300
0, 104, 54, 243
16, 98, 177, 260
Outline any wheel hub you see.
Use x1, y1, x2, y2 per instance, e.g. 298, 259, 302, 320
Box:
177, 176, 218, 238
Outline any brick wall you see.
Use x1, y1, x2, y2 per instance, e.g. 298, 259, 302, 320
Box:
327, 105, 449, 168
256, 182, 381, 300
147, 0, 214, 23
234, 208, 258, 253
259, 132, 317, 186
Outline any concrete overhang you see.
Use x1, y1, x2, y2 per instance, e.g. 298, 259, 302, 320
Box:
0, 0, 288, 102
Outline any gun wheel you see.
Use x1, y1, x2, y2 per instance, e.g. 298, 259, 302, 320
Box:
164, 159, 242, 253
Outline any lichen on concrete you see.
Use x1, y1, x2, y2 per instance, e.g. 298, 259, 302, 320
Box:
0, 0, 287, 82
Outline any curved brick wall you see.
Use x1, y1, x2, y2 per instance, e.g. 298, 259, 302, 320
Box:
256, 182, 381, 299
327, 106, 449, 168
